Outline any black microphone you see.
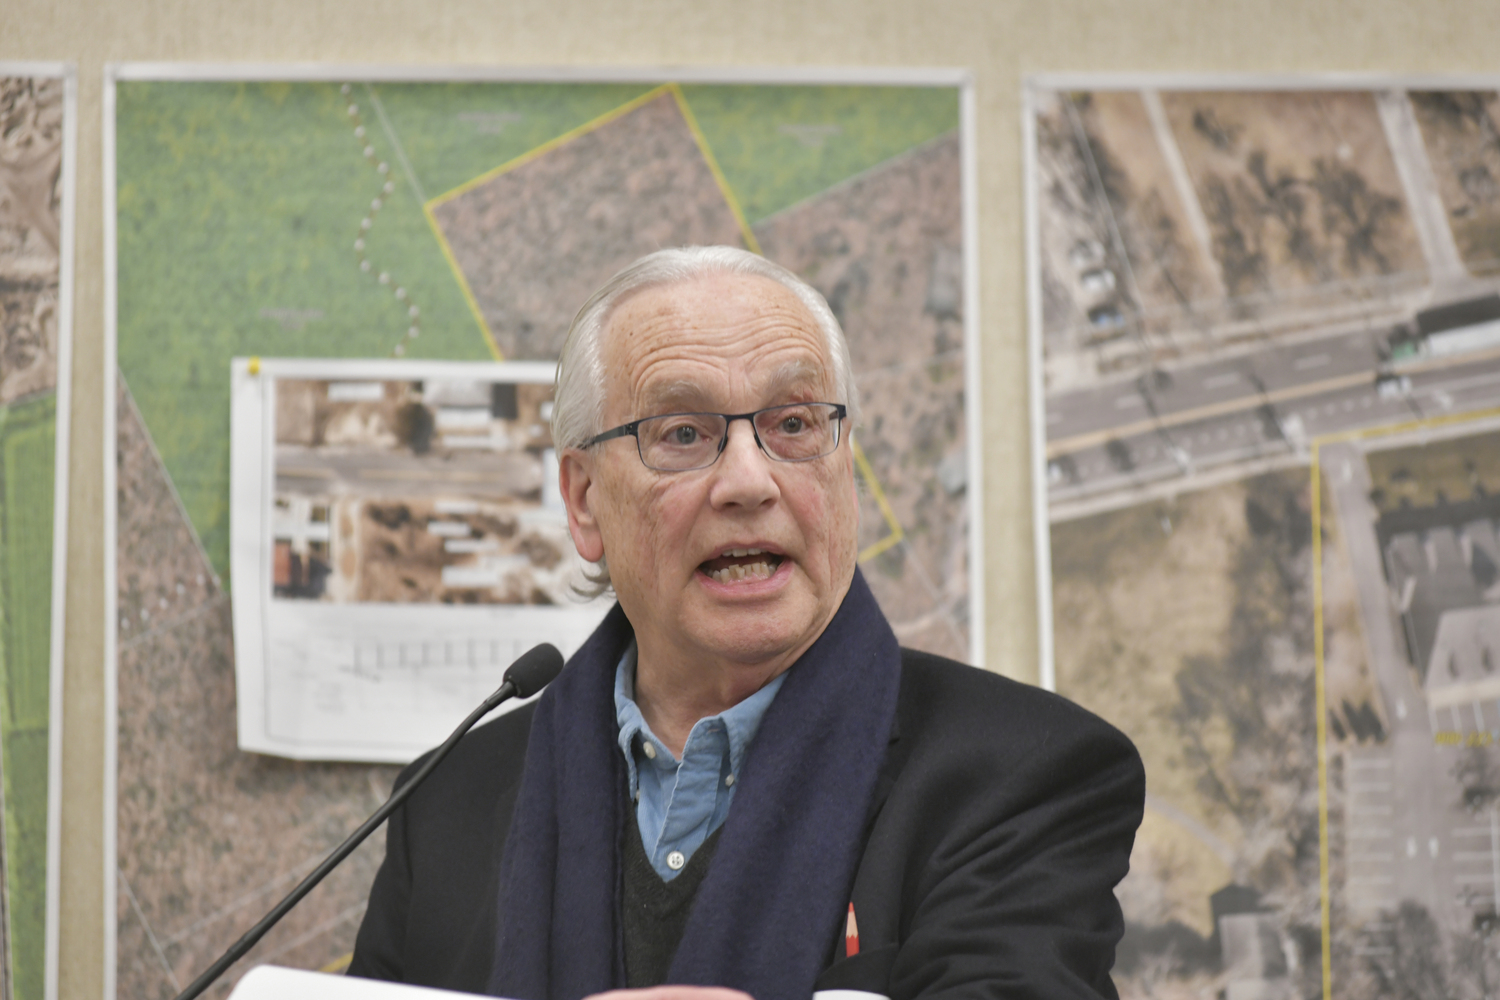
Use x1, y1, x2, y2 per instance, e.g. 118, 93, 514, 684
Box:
173, 642, 565, 1000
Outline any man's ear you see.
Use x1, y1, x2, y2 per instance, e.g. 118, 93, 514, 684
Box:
559, 449, 606, 563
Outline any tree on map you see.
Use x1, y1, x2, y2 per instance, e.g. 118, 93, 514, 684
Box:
1169, 472, 1322, 997
1368, 902, 1455, 1000
1451, 745, 1500, 813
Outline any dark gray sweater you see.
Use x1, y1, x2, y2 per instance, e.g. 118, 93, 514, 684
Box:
622, 819, 725, 987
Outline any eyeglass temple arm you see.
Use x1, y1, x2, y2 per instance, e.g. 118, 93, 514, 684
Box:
582, 422, 639, 448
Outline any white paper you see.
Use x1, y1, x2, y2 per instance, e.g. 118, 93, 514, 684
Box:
230, 966, 490, 999
229, 357, 610, 762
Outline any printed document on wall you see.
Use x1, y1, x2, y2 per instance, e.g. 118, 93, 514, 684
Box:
230, 357, 610, 762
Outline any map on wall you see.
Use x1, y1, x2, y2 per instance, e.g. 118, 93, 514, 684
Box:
110, 70, 975, 996
1028, 79, 1500, 999
0, 66, 72, 1000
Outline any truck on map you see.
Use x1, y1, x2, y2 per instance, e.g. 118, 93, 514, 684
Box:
1387, 293, 1500, 367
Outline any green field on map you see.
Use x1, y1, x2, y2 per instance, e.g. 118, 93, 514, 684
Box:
0, 393, 55, 1000
113, 79, 959, 585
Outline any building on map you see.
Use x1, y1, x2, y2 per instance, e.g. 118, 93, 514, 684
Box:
1209, 886, 1295, 1000
1379, 495, 1500, 682
1423, 605, 1500, 715
1219, 912, 1293, 1000
272, 496, 332, 599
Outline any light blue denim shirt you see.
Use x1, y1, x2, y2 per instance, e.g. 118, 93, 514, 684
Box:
614, 643, 786, 881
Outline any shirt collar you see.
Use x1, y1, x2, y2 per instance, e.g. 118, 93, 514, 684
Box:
614, 642, 787, 789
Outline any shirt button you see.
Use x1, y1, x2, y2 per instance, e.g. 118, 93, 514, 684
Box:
642, 741, 657, 760
724, 774, 736, 787
667, 851, 686, 871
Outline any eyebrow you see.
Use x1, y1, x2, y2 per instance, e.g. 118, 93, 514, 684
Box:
762, 359, 825, 401
638, 379, 711, 416
637, 360, 827, 417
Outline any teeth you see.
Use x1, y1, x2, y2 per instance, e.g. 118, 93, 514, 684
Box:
709, 560, 774, 584
725, 547, 765, 558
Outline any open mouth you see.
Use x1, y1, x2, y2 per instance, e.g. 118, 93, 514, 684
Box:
699, 548, 786, 585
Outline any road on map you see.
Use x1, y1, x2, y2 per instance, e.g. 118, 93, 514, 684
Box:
1322, 442, 1477, 931
276, 447, 543, 500
1046, 331, 1500, 516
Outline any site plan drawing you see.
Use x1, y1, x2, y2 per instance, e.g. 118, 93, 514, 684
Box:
107, 67, 977, 996
1028, 77, 1500, 999
0, 64, 73, 1000
229, 357, 609, 760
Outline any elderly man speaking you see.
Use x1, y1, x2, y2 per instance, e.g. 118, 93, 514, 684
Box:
349, 247, 1145, 1000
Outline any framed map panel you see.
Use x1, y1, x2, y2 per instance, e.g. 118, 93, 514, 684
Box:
1028, 74, 1500, 1000
106, 65, 979, 997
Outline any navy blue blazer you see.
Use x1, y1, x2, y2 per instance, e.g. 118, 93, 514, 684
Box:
348, 649, 1145, 999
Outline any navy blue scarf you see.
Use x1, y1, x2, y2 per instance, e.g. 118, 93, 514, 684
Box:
489, 569, 901, 1000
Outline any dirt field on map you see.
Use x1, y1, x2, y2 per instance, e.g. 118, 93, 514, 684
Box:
0, 76, 63, 405
1034, 89, 1427, 388
1410, 91, 1500, 276
1051, 470, 1321, 1000
756, 133, 968, 658
1161, 90, 1421, 297
429, 90, 748, 361
117, 386, 390, 997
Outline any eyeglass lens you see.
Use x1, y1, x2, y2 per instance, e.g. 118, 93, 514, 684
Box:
637, 403, 842, 471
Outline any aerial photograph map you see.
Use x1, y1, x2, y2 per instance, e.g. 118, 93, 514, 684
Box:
1031, 81, 1500, 999
0, 69, 67, 1000
111, 74, 970, 995
226, 360, 614, 762
270, 376, 571, 607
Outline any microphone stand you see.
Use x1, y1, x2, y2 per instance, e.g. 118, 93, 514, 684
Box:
172, 643, 563, 1000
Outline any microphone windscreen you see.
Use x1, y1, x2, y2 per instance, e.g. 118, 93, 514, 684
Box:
504, 643, 565, 698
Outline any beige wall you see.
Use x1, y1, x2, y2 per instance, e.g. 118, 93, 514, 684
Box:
4, 0, 1497, 993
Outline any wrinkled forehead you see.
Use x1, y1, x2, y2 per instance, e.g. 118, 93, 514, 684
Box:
598, 273, 835, 416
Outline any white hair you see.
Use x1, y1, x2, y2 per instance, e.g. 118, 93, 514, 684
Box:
551, 245, 860, 595
552, 245, 859, 452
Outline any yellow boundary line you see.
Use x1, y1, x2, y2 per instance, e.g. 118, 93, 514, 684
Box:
1309, 403, 1500, 1000
659, 91, 908, 562
419, 82, 768, 360
668, 83, 762, 255
422, 85, 674, 361
652, 93, 916, 558
421, 200, 503, 360
426, 85, 671, 208
853, 436, 905, 562
1310, 441, 1331, 1000
414, 83, 908, 561
320, 951, 353, 974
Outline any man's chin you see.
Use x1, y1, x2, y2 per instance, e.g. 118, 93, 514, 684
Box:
684, 602, 826, 669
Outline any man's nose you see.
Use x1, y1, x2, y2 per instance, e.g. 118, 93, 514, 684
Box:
709, 420, 779, 508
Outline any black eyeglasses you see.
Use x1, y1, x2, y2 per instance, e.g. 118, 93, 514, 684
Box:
582, 402, 848, 472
